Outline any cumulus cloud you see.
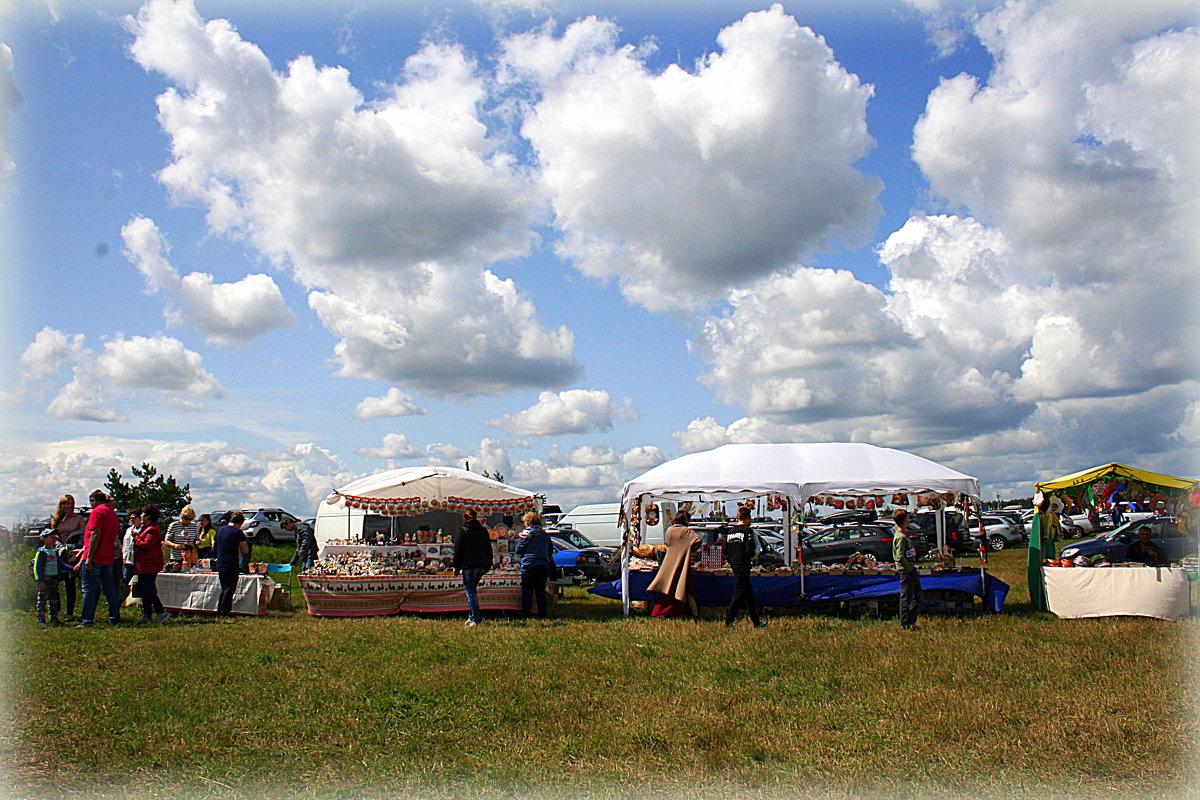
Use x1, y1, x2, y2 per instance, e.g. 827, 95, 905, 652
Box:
355, 433, 424, 460
486, 389, 637, 436
0, 436, 354, 520
127, 0, 579, 395
567, 445, 617, 466
501, 4, 881, 311
122, 216, 295, 346
17, 328, 224, 421
621, 445, 666, 471
354, 387, 427, 420
686, 1, 1200, 492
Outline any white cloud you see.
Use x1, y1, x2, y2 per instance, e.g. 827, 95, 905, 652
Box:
486, 388, 637, 436
354, 387, 427, 420
355, 433, 423, 460
501, 4, 881, 311
122, 215, 295, 346
20, 327, 86, 381
621, 445, 665, 471
127, 0, 579, 395
0, 436, 354, 521
96, 335, 224, 397
17, 328, 224, 422
0, 43, 21, 193
687, 1, 1199, 488
567, 445, 617, 466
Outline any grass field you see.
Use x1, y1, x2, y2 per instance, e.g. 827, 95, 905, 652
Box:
2, 545, 1197, 800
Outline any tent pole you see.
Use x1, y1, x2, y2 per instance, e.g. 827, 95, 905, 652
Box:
795, 496, 806, 601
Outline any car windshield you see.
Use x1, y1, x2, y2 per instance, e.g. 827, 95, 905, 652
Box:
550, 535, 582, 552
1101, 518, 1173, 540
551, 528, 596, 549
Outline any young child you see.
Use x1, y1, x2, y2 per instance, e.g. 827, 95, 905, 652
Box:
33, 530, 73, 626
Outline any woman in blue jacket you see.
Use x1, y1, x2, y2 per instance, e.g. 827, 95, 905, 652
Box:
514, 512, 553, 619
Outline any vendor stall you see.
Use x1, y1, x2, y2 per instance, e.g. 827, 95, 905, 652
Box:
1029, 463, 1198, 614
617, 442, 983, 616
301, 467, 541, 617
591, 565, 1009, 613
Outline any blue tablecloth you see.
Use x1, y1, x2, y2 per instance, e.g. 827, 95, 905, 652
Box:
589, 570, 1009, 612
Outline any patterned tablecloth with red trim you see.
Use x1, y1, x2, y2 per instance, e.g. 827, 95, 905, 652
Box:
300, 573, 524, 617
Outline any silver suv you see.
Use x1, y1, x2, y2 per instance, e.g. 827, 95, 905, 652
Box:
210, 508, 301, 545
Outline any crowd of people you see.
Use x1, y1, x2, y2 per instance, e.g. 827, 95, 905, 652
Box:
29, 491, 307, 627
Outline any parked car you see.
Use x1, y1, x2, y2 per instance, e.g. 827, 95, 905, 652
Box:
548, 529, 618, 584
966, 514, 1025, 551
908, 511, 979, 555
816, 509, 882, 526
1059, 516, 1192, 563
800, 523, 930, 565
210, 508, 302, 544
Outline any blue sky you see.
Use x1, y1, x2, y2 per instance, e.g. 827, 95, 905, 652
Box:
2, 0, 1196, 522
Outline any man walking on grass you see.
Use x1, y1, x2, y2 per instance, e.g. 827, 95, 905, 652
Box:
893, 508, 921, 631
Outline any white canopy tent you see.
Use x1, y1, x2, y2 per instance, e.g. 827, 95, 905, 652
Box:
317, 466, 540, 546
619, 443, 982, 615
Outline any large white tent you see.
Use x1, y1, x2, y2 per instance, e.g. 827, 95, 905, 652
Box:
621, 442, 980, 513
618, 443, 981, 615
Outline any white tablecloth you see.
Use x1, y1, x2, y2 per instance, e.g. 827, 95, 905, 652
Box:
1044, 566, 1190, 620
153, 573, 274, 616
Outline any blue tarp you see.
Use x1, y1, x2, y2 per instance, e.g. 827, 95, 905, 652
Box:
589, 570, 1009, 613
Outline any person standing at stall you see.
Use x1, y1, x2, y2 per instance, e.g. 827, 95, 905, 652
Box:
515, 511, 553, 619
133, 505, 170, 623
648, 509, 702, 622
165, 506, 201, 566
893, 509, 921, 631
195, 514, 217, 563
724, 506, 767, 628
283, 517, 319, 572
1126, 526, 1168, 566
454, 510, 494, 628
214, 512, 248, 617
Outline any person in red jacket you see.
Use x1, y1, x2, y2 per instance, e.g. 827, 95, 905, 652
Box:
133, 505, 170, 623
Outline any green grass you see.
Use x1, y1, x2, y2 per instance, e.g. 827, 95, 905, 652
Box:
2, 546, 1197, 800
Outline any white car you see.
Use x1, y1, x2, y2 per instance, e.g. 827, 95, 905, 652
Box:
211, 508, 301, 544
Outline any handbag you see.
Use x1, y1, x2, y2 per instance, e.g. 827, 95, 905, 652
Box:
130, 574, 142, 598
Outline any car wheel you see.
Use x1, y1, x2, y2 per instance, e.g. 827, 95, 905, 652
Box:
254, 529, 272, 545
988, 534, 1007, 552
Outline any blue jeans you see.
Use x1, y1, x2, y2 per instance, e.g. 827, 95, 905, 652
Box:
80, 563, 121, 625
461, 568, 486, 624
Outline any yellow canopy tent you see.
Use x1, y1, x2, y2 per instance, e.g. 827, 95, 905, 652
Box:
1036, 463, 1198, 494
1028, 463, 1198, 611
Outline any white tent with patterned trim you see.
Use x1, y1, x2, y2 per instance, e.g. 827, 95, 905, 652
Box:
328, 466, 539, 517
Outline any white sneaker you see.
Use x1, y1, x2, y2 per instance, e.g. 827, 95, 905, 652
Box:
155, 612, 171, 623
465, 620, 478, 628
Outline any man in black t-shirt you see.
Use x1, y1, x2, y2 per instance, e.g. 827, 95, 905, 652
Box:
724, 506, 767, 628
1126, 526, 1168, 566
214, 512, 248, 616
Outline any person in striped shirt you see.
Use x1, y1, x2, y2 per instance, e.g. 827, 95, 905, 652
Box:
165, 506, 201, 564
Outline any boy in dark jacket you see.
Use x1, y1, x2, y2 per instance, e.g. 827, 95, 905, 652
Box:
724, 506, 767, 628
33, 530, 73, 625
453, 510, 494, 627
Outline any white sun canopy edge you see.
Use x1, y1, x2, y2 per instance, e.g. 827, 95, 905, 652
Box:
621, 442, 981, 516
332, 466, 537, 504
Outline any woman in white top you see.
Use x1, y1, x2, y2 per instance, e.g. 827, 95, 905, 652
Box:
165, 506, 201, 564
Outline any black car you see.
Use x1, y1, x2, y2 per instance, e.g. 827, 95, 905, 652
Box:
1059, 516, 1193, 563
816, 509, 882, 526
908, 511, 983, 555
800, 523, 931, 565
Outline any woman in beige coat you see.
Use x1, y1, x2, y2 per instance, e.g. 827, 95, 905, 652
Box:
647, 510, 702, 621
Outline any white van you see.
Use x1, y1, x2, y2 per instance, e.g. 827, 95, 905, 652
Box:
555, 502, 665, 548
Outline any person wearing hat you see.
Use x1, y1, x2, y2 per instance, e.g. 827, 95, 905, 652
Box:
32, 530, 73, 626
453, 509, 494, 628
77, 489, 122, 627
